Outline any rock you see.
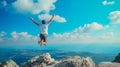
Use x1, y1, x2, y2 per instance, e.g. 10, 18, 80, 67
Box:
2, 52, 120, 67
85, 57, 95, 67
26, 53, 95, 67
113, 53, 120, 63
0, 59, 19, 67
26, 53, 55, 67
54, 56, 95, 67
98, 62, 120, 67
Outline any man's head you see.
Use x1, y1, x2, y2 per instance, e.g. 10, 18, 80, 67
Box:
42, 20, 46, 24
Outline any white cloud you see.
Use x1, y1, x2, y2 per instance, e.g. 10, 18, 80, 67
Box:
104, 32, 114, 36
0, 28, 119, 45
53, 15, 67, 22
102, 0, 115, 6
10, 31, 38, 41
100, 32, 114, 39
48, 22, 120, 44
105, 25, 109, 28
0, 22, 111, 45
48, 31, 119, 44
0, 31, 6, 42
38, 14, 66, 22
0, 0, 56, 14
12, 0, 56, 14
0, 31, 38, 45
11, 31, 19, 40
74, 22, 103, 33
19, 32, 32, 40
0, 21, 119, 45
0, 31, 6, 37
98, 32, 120, 43
1, 0, 66, 23
109, 11, 120, 24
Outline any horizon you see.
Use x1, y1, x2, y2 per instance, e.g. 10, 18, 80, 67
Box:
0, 0, 120, 54
0, 44, 120, 54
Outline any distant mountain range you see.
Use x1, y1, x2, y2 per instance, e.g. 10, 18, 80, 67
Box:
0, 49, 116, 65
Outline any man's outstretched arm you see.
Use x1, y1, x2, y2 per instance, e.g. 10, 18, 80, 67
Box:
48, 14, 54, 25
30, 17, 40, 26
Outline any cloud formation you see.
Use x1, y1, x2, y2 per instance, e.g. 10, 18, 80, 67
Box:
0, 31, 6, 37
0, 0, 119, 45
12, 0, 56, 14
0, 31, 6, 41
0, 31, 38, 45
109, 11, 120, 24
0, 21, 119, 45
0, 0, 66, 23
11, 31, 19, 40
48, 31, 119, 44
74, 22, 103, 33
48, 22, 117, 44
10, 31, 38, 41
45, 10, 120, 44
102, 0, 115, 6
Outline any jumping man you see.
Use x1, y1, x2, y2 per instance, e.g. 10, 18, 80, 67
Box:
30, 14, 54, 46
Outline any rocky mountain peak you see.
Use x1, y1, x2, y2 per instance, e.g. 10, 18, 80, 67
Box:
0, 59, 19, 67
1, 53, 120, 67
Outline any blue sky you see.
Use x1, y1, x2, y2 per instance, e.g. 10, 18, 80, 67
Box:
0, 0, 120, 53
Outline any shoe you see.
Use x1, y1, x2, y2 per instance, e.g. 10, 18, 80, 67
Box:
43, 42, 47, 46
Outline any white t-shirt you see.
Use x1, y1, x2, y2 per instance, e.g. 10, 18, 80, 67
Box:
40, 24, 48, 35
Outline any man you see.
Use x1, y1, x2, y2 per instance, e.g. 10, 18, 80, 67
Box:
30, 14, 54, 46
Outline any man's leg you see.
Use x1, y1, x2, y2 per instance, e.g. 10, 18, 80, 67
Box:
40, 40, 44, 45
43, 34, 47, 46
39, 34, 44, 46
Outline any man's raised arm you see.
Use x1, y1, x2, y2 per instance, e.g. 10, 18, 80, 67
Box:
48, 14, 54, 25
30, 17, 40, 26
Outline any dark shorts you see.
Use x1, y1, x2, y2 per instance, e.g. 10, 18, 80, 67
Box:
40, 34, 47, 42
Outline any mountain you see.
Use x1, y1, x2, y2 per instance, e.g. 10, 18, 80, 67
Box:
0, 49, 116, 65
0, 53, 120, 67
1, 53, 96, 67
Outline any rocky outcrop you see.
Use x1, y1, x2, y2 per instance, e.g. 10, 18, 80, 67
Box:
113, 53, 120, 63
0, 59, 19, 67
1, 53, 120, 67
54, 56, 95, 67
98, 62, 120, 67
26, 53, 55, 67
26, 53, 95, 67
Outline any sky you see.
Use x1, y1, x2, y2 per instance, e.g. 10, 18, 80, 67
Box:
0, 0, 120, 53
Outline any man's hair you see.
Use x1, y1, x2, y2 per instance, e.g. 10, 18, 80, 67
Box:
42, 20, 46, 24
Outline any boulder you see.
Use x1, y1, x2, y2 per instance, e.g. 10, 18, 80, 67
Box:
54, 56, 95, 67
26, 53, 55, 67
98, 62, 120, 67
113, 53, 120, 63
0, 59, 19, 67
